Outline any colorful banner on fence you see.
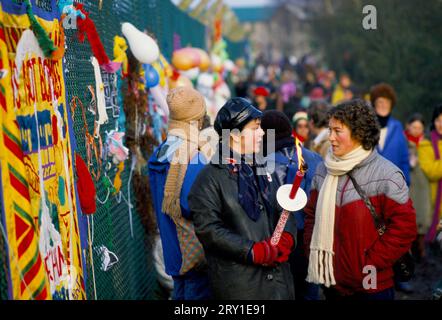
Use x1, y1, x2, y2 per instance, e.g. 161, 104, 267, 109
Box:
0, 0, 85, 300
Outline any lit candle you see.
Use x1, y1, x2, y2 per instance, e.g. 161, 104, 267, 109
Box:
289, 170, 304, 199
271, 165, 308, 247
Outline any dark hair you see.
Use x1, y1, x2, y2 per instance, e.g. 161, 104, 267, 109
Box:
431, 105, 442, 131
407, 113, 425, 126
308, 100, 330, 128
369, 83, 397, 108
328, 99, 380, 150
339, 72, 350, 80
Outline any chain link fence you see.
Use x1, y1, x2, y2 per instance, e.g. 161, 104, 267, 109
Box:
1, 0, 247, 300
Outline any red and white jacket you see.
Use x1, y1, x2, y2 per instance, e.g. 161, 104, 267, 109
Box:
304, 150, 417, 295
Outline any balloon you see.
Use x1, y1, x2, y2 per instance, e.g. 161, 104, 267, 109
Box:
172, 52, 193, 71
144, 64, 160, 88
172, 47, 200, 71
151, 54, 173, 88
172, 47, 210, 71
150, 85, 169, 117
151, 61, 165, 87
121, 22, 159, 64
194, 48, 210, 71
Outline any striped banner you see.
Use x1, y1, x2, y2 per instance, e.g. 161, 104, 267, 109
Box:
0, 1, 85, 300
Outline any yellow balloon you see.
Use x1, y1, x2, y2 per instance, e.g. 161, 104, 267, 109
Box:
172, 48, 211, 71
172, 48, 200, 71
194, 48, 210, 71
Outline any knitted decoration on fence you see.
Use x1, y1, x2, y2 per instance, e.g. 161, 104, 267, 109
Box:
113, 35, 129, 77
122, 54, 158, 239
74, 3, 120, 73
75, 153, 96, 215
25, 0, 58, 58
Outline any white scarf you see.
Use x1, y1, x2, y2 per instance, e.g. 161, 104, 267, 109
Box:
307, 145, 372, 287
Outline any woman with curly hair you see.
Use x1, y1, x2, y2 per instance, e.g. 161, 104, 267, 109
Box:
304, 99, 417, 300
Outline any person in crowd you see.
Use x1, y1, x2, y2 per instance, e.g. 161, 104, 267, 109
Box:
303, 71, 318, 96
232, 58, 249, 98
309, 86, 325, 102
253, 86, 271, 111
343, 86, 355, 102
261, 110, 322, 300
304, 99, 417, 300
292, 111, 310, 146
148, 87, 212, 300
418, 105, 442, 251
188, 98, 296, 300
370, 83, 410, 186
318, 71, 334, 101
331, 73, 352, 105
264, 65, 280, 109
404, 114, 432, 261
370, 83, 412, 294
307, 100, 331, 158
278, 70, 301, 120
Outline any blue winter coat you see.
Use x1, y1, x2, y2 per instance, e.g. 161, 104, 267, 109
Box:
376, 117, 410, 186
148, 136, 207, 276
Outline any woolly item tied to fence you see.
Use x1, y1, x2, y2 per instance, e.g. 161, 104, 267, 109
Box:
0, 1, 85, 300
74, 3, 120, 73
75, 153, 96, 215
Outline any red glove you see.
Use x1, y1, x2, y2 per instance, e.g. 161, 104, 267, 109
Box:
275, 232, 294, 263
252, 238, 278, 266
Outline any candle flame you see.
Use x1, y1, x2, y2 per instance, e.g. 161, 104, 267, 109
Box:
295, 136, 306, 172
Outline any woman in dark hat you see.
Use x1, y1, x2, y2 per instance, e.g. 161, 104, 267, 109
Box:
188, 97, 296, 300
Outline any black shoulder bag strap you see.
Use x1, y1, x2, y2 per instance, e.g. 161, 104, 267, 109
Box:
347, 171, 387, 236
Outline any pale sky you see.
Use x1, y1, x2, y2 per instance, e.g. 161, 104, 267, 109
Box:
171, 0, 275, 8
224, 0, 275, 7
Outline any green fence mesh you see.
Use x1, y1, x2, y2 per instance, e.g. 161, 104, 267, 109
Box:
0, 0, 248, 300
225, 38, 248, 62
64, 0, 161, 301
64, 0, 208, 301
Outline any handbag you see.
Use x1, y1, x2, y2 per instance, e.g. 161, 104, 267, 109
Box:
347, 172, 415, 282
